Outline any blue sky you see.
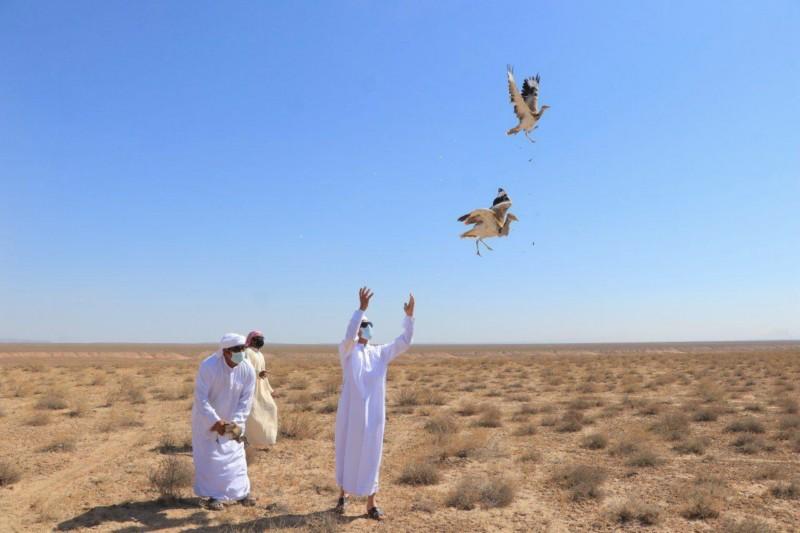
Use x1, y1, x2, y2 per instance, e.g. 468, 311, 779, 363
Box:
1, 1, 798, 344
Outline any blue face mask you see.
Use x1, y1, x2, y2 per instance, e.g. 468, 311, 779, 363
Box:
360, 325, 373, 340
230, 350, 245, 364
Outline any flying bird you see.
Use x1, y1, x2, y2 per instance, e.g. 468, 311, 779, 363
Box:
506, 65, 550, 143
458, 188, 518, 256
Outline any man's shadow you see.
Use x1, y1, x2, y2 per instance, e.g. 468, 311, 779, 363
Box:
56, 499, 209, 532
58, 500, 360, 532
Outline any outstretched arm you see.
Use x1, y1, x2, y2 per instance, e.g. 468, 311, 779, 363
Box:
379, 293, 415, 364
337, 287, 372, 362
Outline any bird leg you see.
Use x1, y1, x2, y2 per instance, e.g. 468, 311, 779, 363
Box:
475, 240, 482, 256
479, 239, 494, 252
524, 131, 536, 144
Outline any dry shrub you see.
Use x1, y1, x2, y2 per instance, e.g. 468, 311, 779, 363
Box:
395, 387, 444, 407
157, 433, 192, 454
36, 388, 69, 410
650, 411, 689, 441
456, 401, 479, 416
0, 460, 21, 486
691, 404, 720, 422
397, 458, 440, 486
512, 423, 537, 436
769, 479, 800, 499
743, 403, 763, 412
26, 412, 52, 426
696, 379, 725, 403
424, 413, 459, 435
779, 397, 798, 414
551, 465, 606, 501
636, 402, 662, 416
568, 396, 603, 411
98, 409, 144, 432
88, 373, 107, 386
581, 432, 608, 450
68, 397, 89, 418
721, 517, 773, 533
556, 410, 584, 433
673, 436, 709, 455
753, 465, 784, 480
680, 476, 726, 520
39, 434, 77, 453
540, 414, 558, 427
732, 433, 771, 455
432, 430, 489, 460
149, 456, 193, 501
606, 498, 660, 526
779, 415, 800, 431
726, 417, 765, 434
445, 474, 515, 510
475, 404, 502, 428
516, 403, 539, 416
288, 376, 310, 390
609, 430, 649, 457
318, 399, 338, 414
626, 450, 662, 468
279, 411, 319, 439
288, 391, 314, 412
518, 448, 541, 463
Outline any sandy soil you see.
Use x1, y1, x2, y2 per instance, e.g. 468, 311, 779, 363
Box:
1, 342, 799, 532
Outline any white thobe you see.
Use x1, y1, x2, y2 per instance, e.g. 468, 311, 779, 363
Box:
244, 348, 278, 447
191, 351, 256, 501
335, 309, 414, 496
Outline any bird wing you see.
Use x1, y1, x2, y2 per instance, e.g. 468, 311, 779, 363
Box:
491, 200, 512, 222
457, 208, 497, 227
507, 65, 532, 121
521, 74, 540, 111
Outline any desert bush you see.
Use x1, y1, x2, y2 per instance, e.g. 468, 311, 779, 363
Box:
397, 458, 440, 486
609, 431, 649, 457
279, 411, 319, 439
475, 404, 502, 428
424, 413, 459, 435
98, 409, 144, 432
288, 376, 309, 390
445, 474, 515, 510
581, 432, 608, 450
318, 399, 338, 414
721, 517, 773, 533
518, 448, 541, 463
26, 412, 52, 426
650, 411, 689, 441
606, 498, 660, 526
672, 436, 709, 455
88, 373, 107, 386
36, 388, 69, 410
691, 405, 720, 422
39, 434, 77, 453
540, 414, 558, 427
779, 415, 800, 431
779, 397, 798, 414
149, 456, 193, 501
395, 387, 445, 407
726, 417, 765, 434
732, 433, 771, 455
626, 450, 662, 468
556, 410, 584, 433
680, 476, 726, 520
512, 423, 537, 436
696, 380, 725, 403
516, 403, 539, 416
551, 465, 606, 501
753, 465, 784, 480
68, 397, 89, 418
432, 430, 489, 460
769, 480, 800, 499
456, 401, 479, 416
0, 460, 21, 486
743, 403, 763, 412
157, 433, 192, 454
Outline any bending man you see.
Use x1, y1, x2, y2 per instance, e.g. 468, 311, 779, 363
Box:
334, 287, 415, 520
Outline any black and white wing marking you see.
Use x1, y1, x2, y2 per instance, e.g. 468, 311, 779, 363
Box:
521, 74, 540, 112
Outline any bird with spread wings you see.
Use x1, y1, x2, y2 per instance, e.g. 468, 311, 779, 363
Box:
457, 188, 519, 256
506, 65, 550, 143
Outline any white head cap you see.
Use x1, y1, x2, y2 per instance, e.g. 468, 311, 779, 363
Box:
219, 333, 246, 350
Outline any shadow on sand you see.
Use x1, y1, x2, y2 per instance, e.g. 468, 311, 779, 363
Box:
58, 500, 360, 532
56, 499, 209, 532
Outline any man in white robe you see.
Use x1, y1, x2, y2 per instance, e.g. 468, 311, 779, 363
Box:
191, 333, 257, 510
244, 330, 278, 447
334, 287, 415, 520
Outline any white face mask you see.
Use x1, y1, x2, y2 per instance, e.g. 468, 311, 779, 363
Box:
230, 350, 245, 364
360, 325, 373, 340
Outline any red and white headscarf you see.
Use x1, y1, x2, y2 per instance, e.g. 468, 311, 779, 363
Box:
246, 330, 264, 346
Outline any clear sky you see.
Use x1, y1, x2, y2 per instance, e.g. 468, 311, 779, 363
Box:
1, 1, 798, 344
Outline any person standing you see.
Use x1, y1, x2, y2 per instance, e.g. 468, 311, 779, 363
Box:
191, 333, 257, 510
334, 287, 415, 520
243, 330, 278, 448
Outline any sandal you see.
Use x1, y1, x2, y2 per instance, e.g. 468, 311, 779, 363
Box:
207, 499, 224, 511
367, 506, 385, 521
334, 495, 349, 515
238, 495, 256, 507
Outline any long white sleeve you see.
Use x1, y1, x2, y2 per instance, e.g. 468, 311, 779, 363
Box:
338, 309, 365, 363
378, 316, 414, 364
194, 365, 220, 430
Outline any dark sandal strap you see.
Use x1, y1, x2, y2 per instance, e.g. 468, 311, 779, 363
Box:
367, 506, 385, 520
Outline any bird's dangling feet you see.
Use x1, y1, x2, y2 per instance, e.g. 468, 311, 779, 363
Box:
475, 241, 482, 256
480, 239, 494, 252
525, 131, 536, 144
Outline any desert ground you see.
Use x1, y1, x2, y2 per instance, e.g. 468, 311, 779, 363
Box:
1, 342, 799, 532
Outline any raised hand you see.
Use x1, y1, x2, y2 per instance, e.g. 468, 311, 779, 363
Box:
404, 293, 415, 317
359, 287, 374, 311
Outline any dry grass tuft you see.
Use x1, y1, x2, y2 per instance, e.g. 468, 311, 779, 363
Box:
157, 433, 192, 454
148, 456, 193, 501
279, 411, 319, 440
445, 474, 516, 510
0, 460, 21, 486
26, 412, 52, 426
721, 517, 774, 533
475, 404, 502, 428
512, 423, 537, 436
424, 413, 459, 435
581, 432, 608, 450
726, 417, 765, 434
551, 464, 606, 501
769, 479, 800, 499
98, 409, 144, 432
397, 458, 440, 486
68, 397, 89, 418
650, 411, 689, 441
625, 449, 663, 468
36, 388, 69, 410
39, 434, 77, 453
431, 430, 489, 460
556, 410, 584, 432
606, 498, 660, 526
456, 401, 479, 416
680, 476, 726, 521
673, 436, 709, 455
